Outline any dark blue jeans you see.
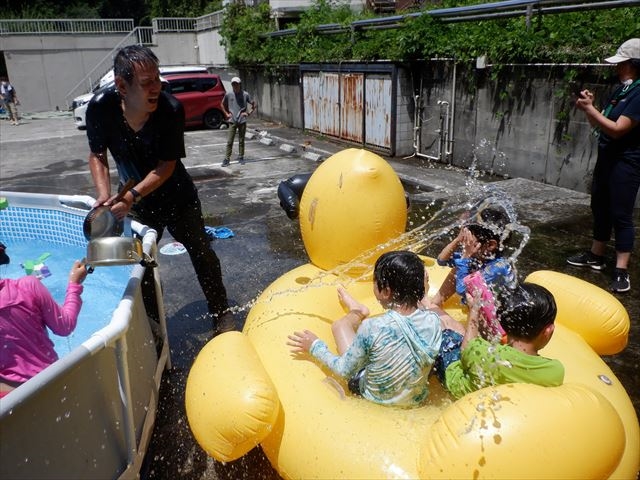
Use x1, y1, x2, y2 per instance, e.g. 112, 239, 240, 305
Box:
134, 195, 229, 319
591, 155, 640, 252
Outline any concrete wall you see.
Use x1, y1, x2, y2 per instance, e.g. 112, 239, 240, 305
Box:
154, 32, 199, 66
395, 66, 417, 157
239, 61, 636, 205
451, 64, 613, 195
1, 33, 126, 111
239, 65, 302, 128
196, 30, 227, 66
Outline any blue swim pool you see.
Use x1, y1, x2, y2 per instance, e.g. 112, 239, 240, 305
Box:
2, 239, 130, 356
0, 190, 170, 480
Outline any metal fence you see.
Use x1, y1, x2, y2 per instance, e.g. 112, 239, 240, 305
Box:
152, 12, 225, 32
0, 18, 134, 35
152, 17, 197, 32
1, 10, 226, 37
195, 11, 225, 31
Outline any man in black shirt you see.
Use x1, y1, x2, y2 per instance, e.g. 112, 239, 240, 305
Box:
85, 45, 232, 332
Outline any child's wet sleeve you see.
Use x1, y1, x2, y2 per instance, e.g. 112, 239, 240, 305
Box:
444, 337, 492, 399
452, 257, 472, 296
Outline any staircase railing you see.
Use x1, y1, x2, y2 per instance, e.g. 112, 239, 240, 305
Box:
64, 26, 153, 109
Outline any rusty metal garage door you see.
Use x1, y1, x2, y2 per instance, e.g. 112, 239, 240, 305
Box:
301, 63, 396, 154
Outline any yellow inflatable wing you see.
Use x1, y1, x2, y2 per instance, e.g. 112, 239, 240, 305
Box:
186, 148, 640, 479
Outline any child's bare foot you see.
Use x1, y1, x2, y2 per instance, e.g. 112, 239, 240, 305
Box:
337, 286, 369, 319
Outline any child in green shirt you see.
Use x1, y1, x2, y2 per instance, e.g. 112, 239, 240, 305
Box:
434, 282, 564, 399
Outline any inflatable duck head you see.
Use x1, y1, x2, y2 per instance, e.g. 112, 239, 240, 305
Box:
299, 148, 407, 273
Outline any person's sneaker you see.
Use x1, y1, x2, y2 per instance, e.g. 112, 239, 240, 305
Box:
237, 156, 245, 164
214, 311, 237, 335
221, 158, 230, 167
566, 251, 605, 271
610, 269, 630, 293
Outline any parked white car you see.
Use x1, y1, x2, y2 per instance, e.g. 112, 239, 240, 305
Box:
72, 65, 208, 129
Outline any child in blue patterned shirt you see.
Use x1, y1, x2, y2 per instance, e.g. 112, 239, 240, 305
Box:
287, 251, 443, 408
430, 205, 518, 307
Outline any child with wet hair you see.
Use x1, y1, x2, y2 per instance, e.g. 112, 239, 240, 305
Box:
287, 250, 443, 408
430, 203, 518, 307
434, 282, 564, 400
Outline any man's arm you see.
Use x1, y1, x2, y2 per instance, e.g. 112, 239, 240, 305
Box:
110, 160, 177, 219
88, 151, 112, 207
127, 160, 176, 201
220, 93, 230, 120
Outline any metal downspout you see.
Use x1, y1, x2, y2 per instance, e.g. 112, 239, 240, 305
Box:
410, 61, 457, 163
446, 62, 457, 160
407, 71, 443, 162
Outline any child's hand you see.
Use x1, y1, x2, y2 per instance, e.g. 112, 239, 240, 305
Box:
287, 329, 318, 353
460, 228, 481, 258
464, 290, 482, 312
69, 259, 88, 285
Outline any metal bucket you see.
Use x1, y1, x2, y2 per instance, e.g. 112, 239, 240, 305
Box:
86, 236, 146, 267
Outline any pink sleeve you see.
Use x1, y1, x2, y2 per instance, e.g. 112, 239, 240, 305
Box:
27, 278, 83, 336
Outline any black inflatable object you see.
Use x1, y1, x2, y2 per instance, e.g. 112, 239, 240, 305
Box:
277, 173, 312, 220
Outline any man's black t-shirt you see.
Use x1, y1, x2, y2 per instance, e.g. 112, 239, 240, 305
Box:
86, 86, 197, 210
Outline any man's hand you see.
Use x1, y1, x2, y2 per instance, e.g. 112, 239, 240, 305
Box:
108, 195, 132, 220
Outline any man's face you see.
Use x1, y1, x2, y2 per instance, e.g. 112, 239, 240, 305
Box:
232, 82, 241, 92
117, 62, 162, 114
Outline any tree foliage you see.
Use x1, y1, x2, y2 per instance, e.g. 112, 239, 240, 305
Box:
221, 1, 640, 65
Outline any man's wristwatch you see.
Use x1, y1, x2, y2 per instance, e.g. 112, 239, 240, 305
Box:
130, 188, 142, 204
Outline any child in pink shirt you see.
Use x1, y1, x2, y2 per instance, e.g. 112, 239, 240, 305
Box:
0, 243, 87, 397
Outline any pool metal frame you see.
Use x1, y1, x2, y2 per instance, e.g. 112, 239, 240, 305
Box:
0, 191, 171, 480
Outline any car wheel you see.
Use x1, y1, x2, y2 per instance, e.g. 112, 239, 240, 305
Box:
203, 110, 224, 129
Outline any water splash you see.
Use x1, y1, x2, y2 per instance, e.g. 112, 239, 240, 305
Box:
225, 155, 532, 338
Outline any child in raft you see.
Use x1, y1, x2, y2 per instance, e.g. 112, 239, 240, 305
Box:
287, 250, 442, 408
434, 282, 565, 399
430, 204, 518, 307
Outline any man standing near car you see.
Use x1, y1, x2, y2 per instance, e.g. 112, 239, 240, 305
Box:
221, 77, 256, 166
84, 45, 234, 333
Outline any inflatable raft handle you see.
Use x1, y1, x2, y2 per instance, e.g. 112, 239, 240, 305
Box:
185, 332, 280, 462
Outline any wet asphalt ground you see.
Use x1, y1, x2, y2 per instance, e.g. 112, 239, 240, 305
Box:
0, 113, 638, 479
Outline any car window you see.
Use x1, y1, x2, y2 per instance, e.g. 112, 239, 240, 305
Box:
169, 79, 199, 94
199, 78, 217, 91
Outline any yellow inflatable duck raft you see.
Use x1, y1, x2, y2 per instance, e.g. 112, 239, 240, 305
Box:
186, 149, 639, 479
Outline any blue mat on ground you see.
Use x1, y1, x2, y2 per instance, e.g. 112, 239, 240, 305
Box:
205, 226, 235, 239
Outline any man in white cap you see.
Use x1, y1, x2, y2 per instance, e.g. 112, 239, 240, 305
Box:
567, 38, 640, 293
220, 76, 256, 166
